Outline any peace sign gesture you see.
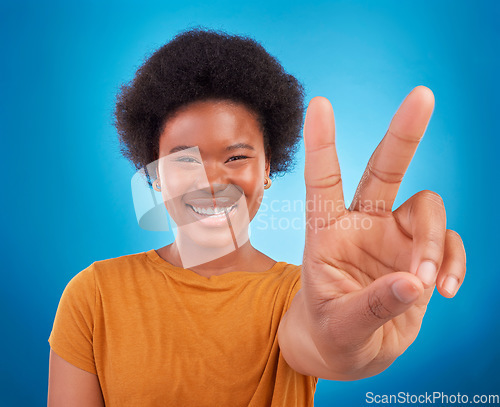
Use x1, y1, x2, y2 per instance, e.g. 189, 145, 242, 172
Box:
278, 86, 466, 380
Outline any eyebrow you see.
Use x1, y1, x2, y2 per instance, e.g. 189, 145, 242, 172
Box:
169, 143, 255, 154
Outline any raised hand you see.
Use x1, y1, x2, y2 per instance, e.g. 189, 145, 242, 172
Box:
292, 86, 466, 379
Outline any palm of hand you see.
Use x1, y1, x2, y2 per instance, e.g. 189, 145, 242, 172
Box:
304, 212, 430, 360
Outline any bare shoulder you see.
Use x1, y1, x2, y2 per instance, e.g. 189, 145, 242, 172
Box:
48, 349, 105, 407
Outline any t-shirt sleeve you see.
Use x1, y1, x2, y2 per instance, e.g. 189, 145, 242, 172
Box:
283, 265, 302, 314
48, 264, 97, 375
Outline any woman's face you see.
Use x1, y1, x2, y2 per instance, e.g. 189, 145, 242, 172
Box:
157, 99, 270, 250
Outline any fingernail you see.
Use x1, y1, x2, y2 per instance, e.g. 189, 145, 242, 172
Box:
443, 275, 459, 296
391, 280, 420, 304
417, 261, 437, 286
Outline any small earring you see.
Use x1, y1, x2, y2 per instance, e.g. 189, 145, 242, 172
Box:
153, 179, 161, 192
264, 175, 272, 190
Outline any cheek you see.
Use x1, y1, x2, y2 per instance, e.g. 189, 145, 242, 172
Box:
237, 162, 263, 185
163, 178, 186, 195
161, 166, 205, 196
235, 166, 264, 207
160, 177, 191, 217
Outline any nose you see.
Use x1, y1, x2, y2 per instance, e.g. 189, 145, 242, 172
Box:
201, 160, 231, 194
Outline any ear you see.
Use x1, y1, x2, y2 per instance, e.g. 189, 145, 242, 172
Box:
155, 163, 160, 181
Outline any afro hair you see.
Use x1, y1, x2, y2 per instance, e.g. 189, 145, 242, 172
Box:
114, 27, 305, 180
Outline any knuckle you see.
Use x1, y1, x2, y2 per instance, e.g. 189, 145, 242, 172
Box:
307, 172, 342, 189
424, 234, 445, 253
386, 128, 421, 145
417, 190, 444, 207
447, 229, 464, 244
367, 162, 404, 184
366, 292, 391, 321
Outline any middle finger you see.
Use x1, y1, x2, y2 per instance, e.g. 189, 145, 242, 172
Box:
350, 86, 435, 213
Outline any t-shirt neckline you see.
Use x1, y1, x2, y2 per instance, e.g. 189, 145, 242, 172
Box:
144, 248, 286, 282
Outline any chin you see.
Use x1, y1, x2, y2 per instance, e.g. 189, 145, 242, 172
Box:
174, 225, 249, 268
179, 223, 249, 249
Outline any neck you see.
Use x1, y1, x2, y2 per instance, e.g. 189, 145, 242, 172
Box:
166, 239, 260, 277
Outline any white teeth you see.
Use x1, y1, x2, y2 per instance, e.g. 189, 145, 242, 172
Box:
190, 205, 235, 216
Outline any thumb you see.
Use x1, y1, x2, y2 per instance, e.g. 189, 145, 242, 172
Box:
340, 272, 424, 338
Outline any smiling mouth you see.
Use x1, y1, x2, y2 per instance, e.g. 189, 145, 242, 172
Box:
187, 203, 237, 217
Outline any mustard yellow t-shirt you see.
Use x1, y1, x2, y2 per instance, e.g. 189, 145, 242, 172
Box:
48, 249, 317, 406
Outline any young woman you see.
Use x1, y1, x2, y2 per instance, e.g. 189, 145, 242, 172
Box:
48, 28, 466, 406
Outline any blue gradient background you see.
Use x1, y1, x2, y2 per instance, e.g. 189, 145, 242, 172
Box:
1, 1, 498, 405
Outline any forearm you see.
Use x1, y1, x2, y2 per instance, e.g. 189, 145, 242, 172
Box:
279, 289, 399, 380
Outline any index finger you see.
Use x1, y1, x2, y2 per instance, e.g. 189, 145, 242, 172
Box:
303, 96, 346, 223
350, 86, 435, 213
